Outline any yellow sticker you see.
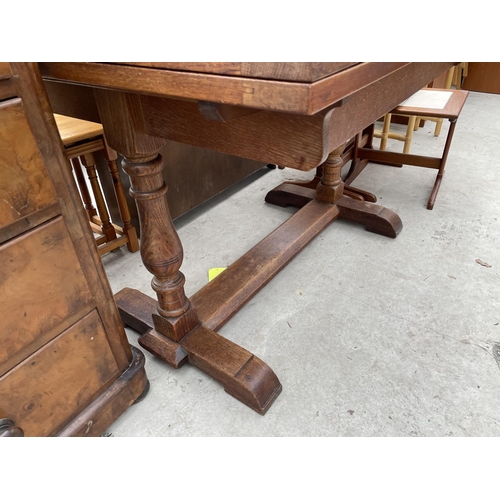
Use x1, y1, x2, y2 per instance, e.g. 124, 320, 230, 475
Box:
208, 267, 227, 282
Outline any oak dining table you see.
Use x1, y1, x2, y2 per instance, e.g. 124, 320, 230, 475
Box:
39, 62, 454, 414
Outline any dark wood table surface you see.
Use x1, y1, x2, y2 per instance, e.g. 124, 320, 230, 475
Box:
39, 62, 453, 414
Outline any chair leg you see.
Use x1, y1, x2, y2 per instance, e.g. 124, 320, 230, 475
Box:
434, 118, 444, 137
444, 67, 455, 89
102, 137, 140, 252
81, 152, 117, 242
379, 113, 392, 151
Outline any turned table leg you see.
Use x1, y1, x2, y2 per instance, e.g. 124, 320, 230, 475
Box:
265, 133, 378, 207
119, 152, 281, 414
121, 153, 199, 343
315, 144, 346, 204
94, 90, 281, 414
265, 141, 403, 239
317, 146, 403, 238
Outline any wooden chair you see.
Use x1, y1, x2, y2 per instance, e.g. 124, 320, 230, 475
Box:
54, 114, 139, 255
346, 88, 469, 210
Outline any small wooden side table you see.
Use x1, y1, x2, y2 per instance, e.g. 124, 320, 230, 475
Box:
346, 88, 469, 210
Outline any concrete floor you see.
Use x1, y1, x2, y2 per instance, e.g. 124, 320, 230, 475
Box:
101, 90, 500, 437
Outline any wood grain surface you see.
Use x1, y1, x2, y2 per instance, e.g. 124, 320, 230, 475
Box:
0, 98, 58, 230
40, 62, 408, 115
113, 62, 359, 82
0, 217, 93, 372
0, 310, 120, 437
54, 113, 103, 145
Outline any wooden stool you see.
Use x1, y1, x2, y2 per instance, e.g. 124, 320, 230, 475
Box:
346, 88, 469, 210
54, 114, 139, 255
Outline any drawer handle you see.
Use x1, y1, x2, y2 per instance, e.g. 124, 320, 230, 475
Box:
0, 418, 24, 437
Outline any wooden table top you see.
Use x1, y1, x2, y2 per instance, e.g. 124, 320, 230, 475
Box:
393, 88, 469, 120
41, 62, 454, 171
39, 62, 410, 115
109, 62, 360, 82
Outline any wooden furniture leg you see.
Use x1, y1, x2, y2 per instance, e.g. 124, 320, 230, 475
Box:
319, 146, 402, 238
379, 113, 392, 150
101, 138, 140, 252
81, 151, 117, 243
121, 151, 282, 414
427, 119, 457, 210
266, 129, 378, 207
94, 90, 281, 414
70, 157, 97, 221
403, 115, 417, 154
266, 143, 402, 238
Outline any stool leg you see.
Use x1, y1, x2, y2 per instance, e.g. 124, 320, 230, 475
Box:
70, 157, 98, 221
81, 152, 117, 242
102, 137, 140, 252
403, 115, 417, 154
427, 119, 457, 210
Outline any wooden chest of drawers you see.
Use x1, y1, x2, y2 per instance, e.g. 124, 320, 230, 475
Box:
0, 62, 148, 437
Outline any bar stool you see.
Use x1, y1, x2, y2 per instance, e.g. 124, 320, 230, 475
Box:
345, 88, 469, 210
54, 114, 139, 255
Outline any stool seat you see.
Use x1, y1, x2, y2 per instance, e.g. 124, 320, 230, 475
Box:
55, 114, 139, 255
54, 114, 104, 146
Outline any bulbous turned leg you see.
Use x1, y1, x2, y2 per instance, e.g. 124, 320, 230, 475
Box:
96, 88, 282, 414
313, 145, 403, 238
118, 152, 282, 414
315, 144, 345, 203
121, 153, 199, 343
265, 138, 377, 208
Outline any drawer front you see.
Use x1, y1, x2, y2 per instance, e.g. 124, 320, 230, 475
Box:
0, 310, 121, 437
0, 63, 14, 101
0, 216, 93, 370
0, 98, 58, 231
0, 62, 11, 80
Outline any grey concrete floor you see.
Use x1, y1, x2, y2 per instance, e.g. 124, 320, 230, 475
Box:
101, 90, 500, 437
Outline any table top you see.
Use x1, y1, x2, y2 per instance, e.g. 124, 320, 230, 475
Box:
109, 62, 359, 82
41, 62, 454, 171
39, 62, 409, 115
394, 88, 469, 119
